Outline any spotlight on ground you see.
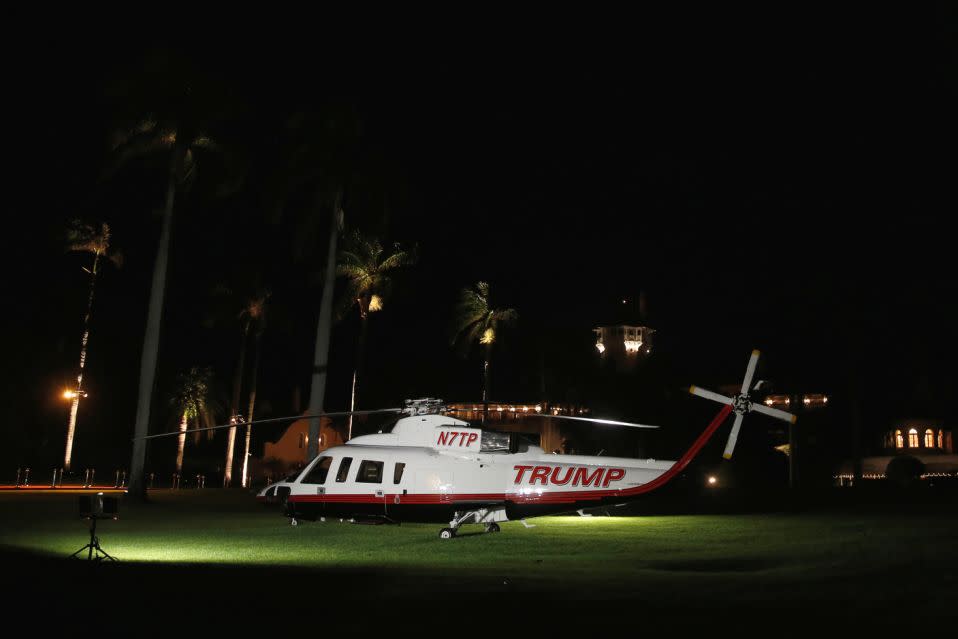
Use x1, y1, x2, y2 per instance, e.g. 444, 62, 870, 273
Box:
71, 492, 118, 561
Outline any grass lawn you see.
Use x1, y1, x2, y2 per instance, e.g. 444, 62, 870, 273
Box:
2, 490, 956, 630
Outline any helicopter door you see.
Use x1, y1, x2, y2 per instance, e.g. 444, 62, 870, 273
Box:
356, 460, 387, 516
300, 456, 333, 517
388, 462, 407, 516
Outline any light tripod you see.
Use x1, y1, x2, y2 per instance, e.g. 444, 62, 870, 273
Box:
70, 515, 117, 561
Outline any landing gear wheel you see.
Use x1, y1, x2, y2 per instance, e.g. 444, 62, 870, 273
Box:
485, 522, 501, 533
439, 527, 457, 539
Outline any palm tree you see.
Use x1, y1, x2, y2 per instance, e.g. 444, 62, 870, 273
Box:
224, 292, 268, 487
452, 282, 518, 420
169, 367, 217, 475
297, 192, 341, 462
119, 118, 223, 499
63, 221, 122, 471
337, 231, 417, 438
267, 108, 361, 463
241, 307, 267, 489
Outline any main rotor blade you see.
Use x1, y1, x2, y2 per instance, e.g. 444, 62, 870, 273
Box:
741, 349, 760, 395
689, 385, 734, 406
723, 412, 745, 459
751, 402, 797, 424
529, 414, 660, 429
322, 408, 404, 419
134, 408, 404, 441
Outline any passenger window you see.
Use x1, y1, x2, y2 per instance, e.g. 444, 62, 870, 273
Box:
393, 462, 405, 484
336, 457, 353, 483
301, 457, 332, 484
356, 460, 384, 484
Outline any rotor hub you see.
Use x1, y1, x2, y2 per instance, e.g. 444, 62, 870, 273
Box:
403, 398, 446, 416
732, 394, 752, 415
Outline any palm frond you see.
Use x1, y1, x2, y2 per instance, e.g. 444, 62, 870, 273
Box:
335, 260, 369, 279
67, 221, 121, 269
494, 308, 519, 323
335, 230, 415, 317
169, 366, 216, 422
450, 281, 517, 353
66, 220, 101, 253
245, 294, 269, 322
238, 290, 270, 323
109, 121, 177, 174
378, 245, 418, 271
110, 118, 160, 151
475, 281, 490, 300
192, 135, 217, 151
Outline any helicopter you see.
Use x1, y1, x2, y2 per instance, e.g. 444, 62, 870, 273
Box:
252, 349, 796, 538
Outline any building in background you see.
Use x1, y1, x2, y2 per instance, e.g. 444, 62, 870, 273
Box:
593, 293, 655, 371
882, 422, 953, 454
256, 415, 341, 480
594, 325, 654, 371
836, 420, 955, 485
445, 402, 590, 453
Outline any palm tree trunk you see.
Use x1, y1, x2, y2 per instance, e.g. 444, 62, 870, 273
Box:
482, 342, 492, 423
307, 192, 341, 461
175, 412, 188, 474
129, 148, 181, 501
347, 311, 370, 440
224, 320, 250, 487
347, 370, 357, 437
241, 329, 263, 488
64, 251, 101, 471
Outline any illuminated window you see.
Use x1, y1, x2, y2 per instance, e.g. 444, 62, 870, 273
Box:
938, 430, 944, 449
925, 429, 935, 448
895, 430, 903, 449
908, 428, 919, 448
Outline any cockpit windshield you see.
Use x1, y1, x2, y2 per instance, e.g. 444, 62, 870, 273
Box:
479, 430, 511, 452
478, 430, 540, 453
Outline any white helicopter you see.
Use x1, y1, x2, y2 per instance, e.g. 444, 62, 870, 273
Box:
252, 349, 796, 538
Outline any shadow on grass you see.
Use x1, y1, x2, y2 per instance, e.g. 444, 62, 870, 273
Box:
645, 558, 778, 572
0, 544, 945, 632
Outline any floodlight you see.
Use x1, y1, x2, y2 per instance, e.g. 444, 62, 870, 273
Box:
70, 492, 118, 561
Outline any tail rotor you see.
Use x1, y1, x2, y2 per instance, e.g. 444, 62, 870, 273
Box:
689, 350, 797, 459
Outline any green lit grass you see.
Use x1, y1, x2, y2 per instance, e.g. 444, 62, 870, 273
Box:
1, 491, 956, 616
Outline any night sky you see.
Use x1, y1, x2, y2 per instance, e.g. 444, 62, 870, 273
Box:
7, 15, 958, 474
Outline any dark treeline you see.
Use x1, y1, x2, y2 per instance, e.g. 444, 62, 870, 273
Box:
6, 30, 958, 484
